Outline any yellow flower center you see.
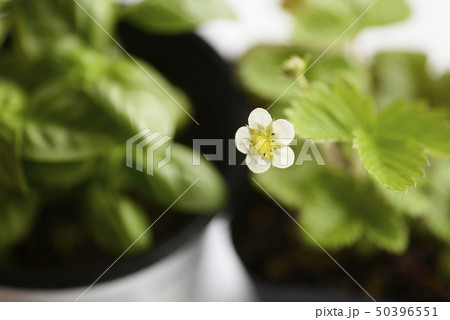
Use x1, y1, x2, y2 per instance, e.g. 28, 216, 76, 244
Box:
250, 127, 278, 160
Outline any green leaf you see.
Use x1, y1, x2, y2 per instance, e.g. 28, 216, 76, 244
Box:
54, 40, 191, 136
12, 0, 72, 57
418, 160, 450, 244
22, 81, 120, 162
142, 144, 227, 213
84, 184, 152, 255
287, 81, 375, 141
73, 0, 116, 50
354, 129, 428, 191
299, 172, 408, 252
291, 0, 410, 50
238, 46, 305, 102
0, 79, 25, 123
252, 150, 321, 209
122, 0, 234, 34
0, 188, 38, 252
12, 0, 115, 57
300, 184, 364, 249
430, 72, 450, 108
0, 81, 27, 191
362, 204, 408, 253
238, 46, 370, 102
292, 0, 357, 51
372, 52, 431, 107
24, 160, 98, 190
307, 55, 371, 92
362, 0, 411, 27
377, 100, 450, 157
0, 129, 27, 192
376, 178, 430, 218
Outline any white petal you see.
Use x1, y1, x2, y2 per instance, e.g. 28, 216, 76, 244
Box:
245, 154, 271, 173
235, 126, 252, 154
272, 146, 295, 169
248, 108, 272, 130
272, 119, 295, 145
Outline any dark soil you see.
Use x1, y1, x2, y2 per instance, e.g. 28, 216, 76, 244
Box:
2, 188, 196, 271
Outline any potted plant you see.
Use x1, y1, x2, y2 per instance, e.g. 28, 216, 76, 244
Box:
232, 0, 450, 301
0, 0, 243, 301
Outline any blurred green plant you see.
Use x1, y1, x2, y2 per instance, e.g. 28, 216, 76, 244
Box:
0, 0, 231, 257
286, 0, 410, 51
239, 0, 450, 256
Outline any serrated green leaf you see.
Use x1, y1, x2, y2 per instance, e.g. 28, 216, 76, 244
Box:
377, 100, 450, 157
122, 0, 234, 34
354, 129, 428, 191
84, 184, 152, 255
287, 81, 375, 141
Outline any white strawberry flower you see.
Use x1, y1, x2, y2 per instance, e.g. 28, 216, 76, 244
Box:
235, 108, 295, 173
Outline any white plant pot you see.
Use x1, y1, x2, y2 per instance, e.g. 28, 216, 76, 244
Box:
0, 229, 206, 302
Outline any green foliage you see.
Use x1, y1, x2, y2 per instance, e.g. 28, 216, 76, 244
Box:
241, 0, 450, 258
290, 0, 411, 51
0, 81, 27, 192
287, 81, 375, 141
142, 144, 227, 213
372, 51, 450, 109
122, 0, 234, 34
12, 0, 115, 57
22, 81, 120, 162
372, 52, 431, 107
376, 101, 450, 157
288, 81, 450, 191
0, 188, 37, 253
0, 0, 228, 256
24, 160, 98, 190
253, 163, 408, 252
238, 45, 370, 103
354, 129, 428, 192
84, 185, 152, 255
52, 39, 190, 136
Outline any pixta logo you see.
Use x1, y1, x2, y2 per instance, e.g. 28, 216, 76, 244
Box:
126, 129, 172, 176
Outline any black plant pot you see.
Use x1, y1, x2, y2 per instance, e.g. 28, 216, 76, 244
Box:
0, 23, 248, 300
231, 176, 450, 302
